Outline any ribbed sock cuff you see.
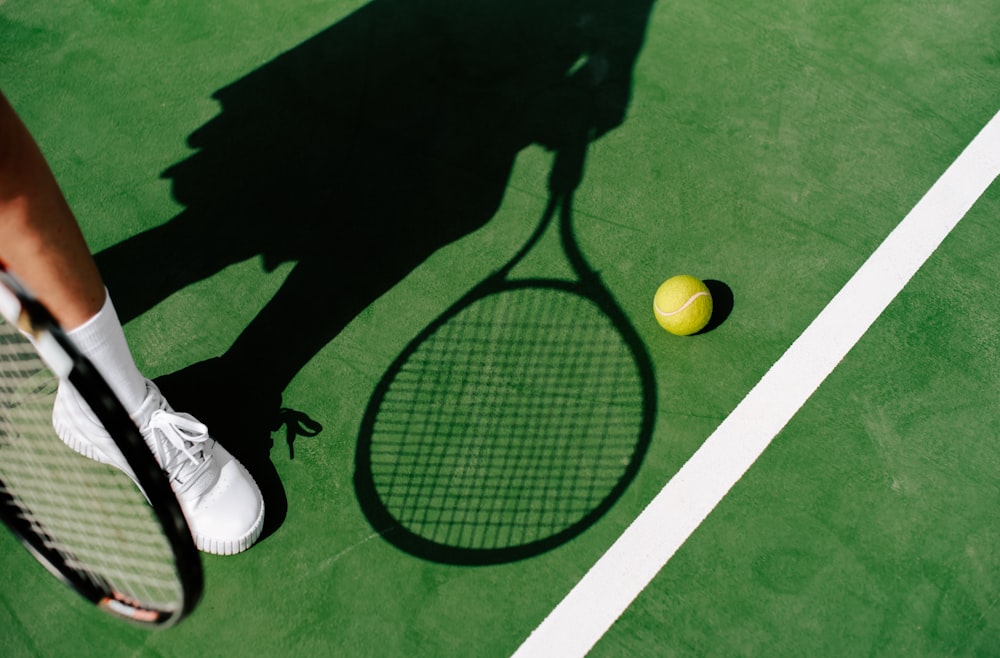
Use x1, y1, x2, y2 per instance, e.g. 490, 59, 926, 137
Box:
66, 289, 147, 414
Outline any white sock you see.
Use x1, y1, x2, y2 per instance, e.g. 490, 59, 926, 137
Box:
67, 290, 148, 415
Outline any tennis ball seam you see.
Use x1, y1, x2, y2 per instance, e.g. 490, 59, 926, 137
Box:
653, 291, 711, 318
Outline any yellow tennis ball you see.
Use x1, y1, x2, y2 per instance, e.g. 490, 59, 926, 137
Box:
653, 275, 713, 336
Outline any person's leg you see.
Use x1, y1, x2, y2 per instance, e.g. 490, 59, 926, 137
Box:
0, 91, 105, 328
0, 90, 265, 554
1, 91, 151, 413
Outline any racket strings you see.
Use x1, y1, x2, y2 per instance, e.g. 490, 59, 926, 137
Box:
0, 322, 183, 613
370, 287, 645, 550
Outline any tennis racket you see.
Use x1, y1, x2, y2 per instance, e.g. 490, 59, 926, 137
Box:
0, 270, 201, 626
355, 140, 656, 564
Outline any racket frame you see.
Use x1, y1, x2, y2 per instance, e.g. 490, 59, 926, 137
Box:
356, 162, 656, 564
0, 271, 203, 627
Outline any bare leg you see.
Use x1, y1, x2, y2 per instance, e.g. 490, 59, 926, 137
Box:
0, 90, 105, 329
0, 90, 267, 553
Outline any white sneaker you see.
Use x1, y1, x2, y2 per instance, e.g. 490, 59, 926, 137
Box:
53, 379, 265, 555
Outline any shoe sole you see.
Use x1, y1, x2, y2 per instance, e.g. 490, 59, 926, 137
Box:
54, 416, 265, 556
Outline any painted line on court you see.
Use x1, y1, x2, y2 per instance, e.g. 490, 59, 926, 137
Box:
513, 108, 1000, 658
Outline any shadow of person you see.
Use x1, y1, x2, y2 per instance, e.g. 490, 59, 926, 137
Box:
95, 0, 655, 540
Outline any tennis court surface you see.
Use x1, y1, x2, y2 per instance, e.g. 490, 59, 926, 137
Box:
3, 1, 999, 656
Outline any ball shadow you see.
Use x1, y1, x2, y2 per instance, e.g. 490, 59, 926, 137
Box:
699, 279, 734, 334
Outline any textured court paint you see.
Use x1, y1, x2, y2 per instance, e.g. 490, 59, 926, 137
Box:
3, 1, 1000, 657
513, 110, 1000, 657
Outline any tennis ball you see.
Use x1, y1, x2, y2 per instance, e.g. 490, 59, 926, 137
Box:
653, 275, 713, 336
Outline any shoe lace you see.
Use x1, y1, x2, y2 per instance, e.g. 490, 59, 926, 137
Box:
146, 409, 215, 496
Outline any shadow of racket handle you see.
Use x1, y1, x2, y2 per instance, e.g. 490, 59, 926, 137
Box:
549, 132, 591, 197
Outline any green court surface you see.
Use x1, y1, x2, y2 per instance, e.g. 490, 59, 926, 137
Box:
2, 1, 999, 656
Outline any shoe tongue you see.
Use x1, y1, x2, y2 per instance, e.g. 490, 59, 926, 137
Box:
143, 410, 218, 498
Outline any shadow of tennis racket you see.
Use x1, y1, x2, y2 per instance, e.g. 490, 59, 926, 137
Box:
354, 139, 656, 564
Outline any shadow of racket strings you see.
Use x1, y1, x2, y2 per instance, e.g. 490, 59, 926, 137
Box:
355, 140, 656, 565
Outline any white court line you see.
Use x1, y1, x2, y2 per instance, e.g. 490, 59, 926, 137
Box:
513, 108, 1000, 658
